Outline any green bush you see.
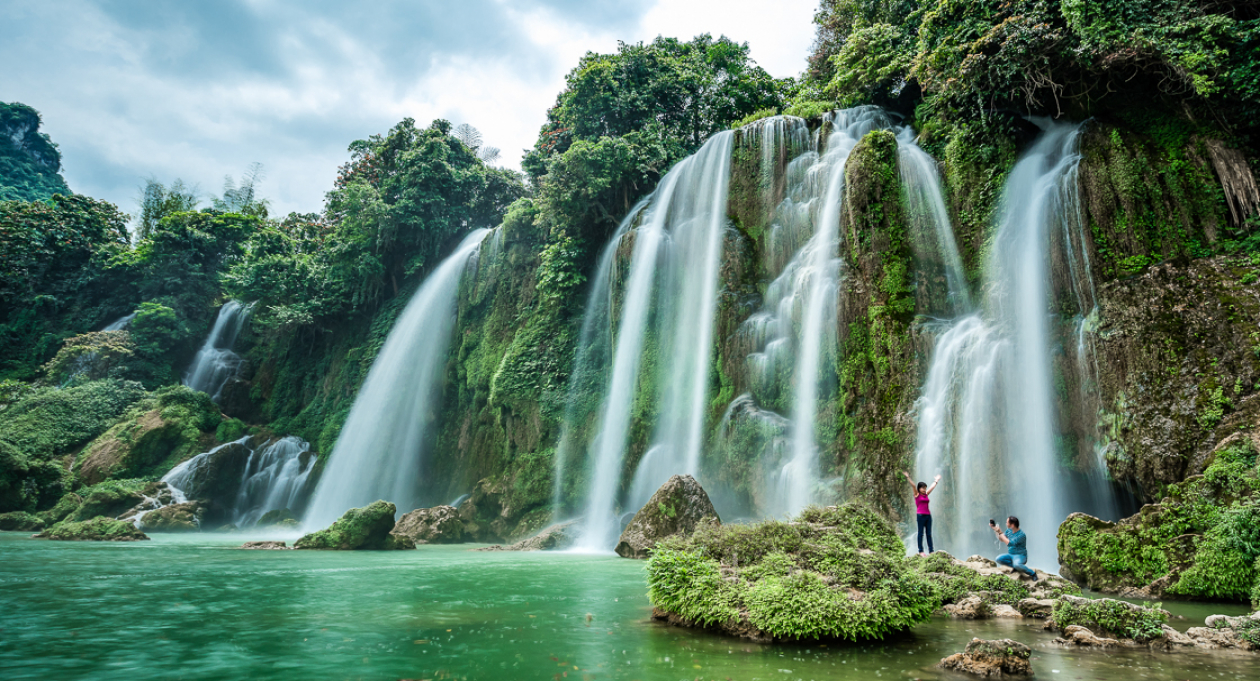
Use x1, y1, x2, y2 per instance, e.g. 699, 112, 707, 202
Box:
646, 503, 939, 641
0, 379, 147, 462
1052, 596, 1168, 643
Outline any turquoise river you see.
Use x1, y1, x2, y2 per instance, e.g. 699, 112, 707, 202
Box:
0, 532, 1254, 680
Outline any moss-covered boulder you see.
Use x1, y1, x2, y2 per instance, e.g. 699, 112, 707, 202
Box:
392, 505, 468, 544
1057, 440, 1260, 602
137, 503, 202, 532
77, 387, 223, 486
294, 501, 414, 550
0, 511, 46, 531
256, 508, 299, 529
910, 552, 1080, 610
939, 638, 1033, 676
35, 516, 150, 541
646, 503, 938, 642
1051, 595, 1170, 643
616, 474, 719, 559
68, 479, 149, 521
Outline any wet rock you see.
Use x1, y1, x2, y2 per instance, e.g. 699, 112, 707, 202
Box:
35, 516, 150, 541
256, 508, 299, 529
477, 519, 581, 552
241, 541, 289, 550
944, 596, 992, 619
992, 604, 1023, 619
939, 638, 1033, 676
392, 505, 468, 544
294, 500, 414, 550
137, 503, 203, 532
0, 511, 46, 532
166, 441, 254, 522
615, 475, 719, 559
70, 482, 149, 521
1204, 612, 1260, 629
1016, 598, 1057, 618
1055, 625, 1120, 647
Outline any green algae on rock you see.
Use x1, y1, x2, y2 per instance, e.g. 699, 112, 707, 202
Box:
35, 516, 149, 541
294, 500, 414, 550
646, 503, 937, 642
616, 474, 720, 559
939, 638, 1033, 677
0, 511, 46, 531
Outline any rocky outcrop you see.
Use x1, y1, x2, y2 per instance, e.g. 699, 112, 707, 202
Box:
1016, 598, 1056, 618
392, 505, 468, 544
943, 596, 992, 620
35, 516, 150, 541
615, 475, 719, 559
136, 503, 203, 532
1055, 625, 1122, 648
939, 638, 1033, 676
294, 500, 414, 550
0, 511, 46, 531
241, 541, 290, 550
256, 508, 299, 529
477, 519, 581, 552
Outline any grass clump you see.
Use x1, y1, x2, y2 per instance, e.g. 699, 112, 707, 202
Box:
1052, 595, 1168, 643
646, 503, 938, 642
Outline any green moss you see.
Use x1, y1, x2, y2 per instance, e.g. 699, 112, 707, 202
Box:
37, 515, 149, 541
646, 503, 938, 642
294, 500, 413, 550
1052, 596, 1168, 643
1057, 442, 1260, 600
0, 510, 46, 531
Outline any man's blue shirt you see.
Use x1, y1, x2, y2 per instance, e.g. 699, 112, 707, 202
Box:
1004, 529, 1028, 557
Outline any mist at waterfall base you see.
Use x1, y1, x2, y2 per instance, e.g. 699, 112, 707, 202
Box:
301, 229, 491, 530
912, 120, 1117, 562
184, 300, 252, 401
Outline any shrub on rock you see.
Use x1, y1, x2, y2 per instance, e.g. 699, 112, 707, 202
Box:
1051, 595, 1169, 643
616, 474, 719, 559
294, 500, 414, 550
35, 516, 150, 541
646, 503, 937, 642
0, 511, 46, 531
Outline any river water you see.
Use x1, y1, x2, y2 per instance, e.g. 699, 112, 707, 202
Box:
0, 532, 1253, 680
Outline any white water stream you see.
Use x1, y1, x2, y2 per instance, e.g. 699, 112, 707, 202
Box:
302, 229, 491, 529
184, 300, 252, 400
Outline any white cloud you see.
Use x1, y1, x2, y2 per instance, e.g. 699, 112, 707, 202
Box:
1, 0, 818, 218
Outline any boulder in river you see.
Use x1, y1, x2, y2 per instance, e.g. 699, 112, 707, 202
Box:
939, 638, 1033, 676
256, 508, 299, 529
35, 516, 150, 541
294, 500, 414, 550
241, 541, 290, 550
615, 474, 719, 559
392, 505, 468, 544
477, 519, 582, 552
0, 511, 46, 532
137, 503, 203, 532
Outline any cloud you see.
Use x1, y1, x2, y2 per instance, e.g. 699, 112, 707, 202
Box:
0, 0, 816, 218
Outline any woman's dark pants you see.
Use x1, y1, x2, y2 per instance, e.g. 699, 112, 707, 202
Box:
916, 513, 933, 554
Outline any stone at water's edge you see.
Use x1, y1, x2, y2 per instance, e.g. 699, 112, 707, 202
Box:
137, 503, 203, 532
477, 519, 582, 552
34, 516, 150, 541
615, 475, 719, 559
241, 541, 290, 550
939, 638, 1033, 677
294, 500, 414, 550
0, 511, 46, 532
392, 505, 467, 544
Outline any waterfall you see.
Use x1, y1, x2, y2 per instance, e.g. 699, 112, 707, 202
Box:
161, 435, 315, 526
737, 108, 892, 517
184, 300, 252, 400
102, 312, 136, 331
912, 121, 1112, 561
302, 228, 491, 529
563, 131, 734, 551
232, 437, 316, 526
897, 127, 972, 313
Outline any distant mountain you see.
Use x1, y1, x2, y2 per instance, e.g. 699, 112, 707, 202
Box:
0, 102, 70, 202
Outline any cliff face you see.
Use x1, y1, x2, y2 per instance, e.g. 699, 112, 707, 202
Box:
0, 102, 70, 202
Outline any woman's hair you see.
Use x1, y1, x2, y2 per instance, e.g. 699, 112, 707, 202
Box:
1007, 515, 1020, 529
916, 482, 927, 493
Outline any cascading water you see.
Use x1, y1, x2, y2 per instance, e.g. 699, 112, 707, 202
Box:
737, 108, 892, 517
912, 120, 1113, 561
561, 132, 734, 551
302, 228, 491, 529
159, 435, 316, 527
102, 312, 136, 331
184, 300, 252, 400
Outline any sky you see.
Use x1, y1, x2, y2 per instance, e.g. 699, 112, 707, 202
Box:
0, 0, 818, 218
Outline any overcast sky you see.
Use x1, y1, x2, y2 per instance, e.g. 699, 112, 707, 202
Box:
1, 0, 817, 218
